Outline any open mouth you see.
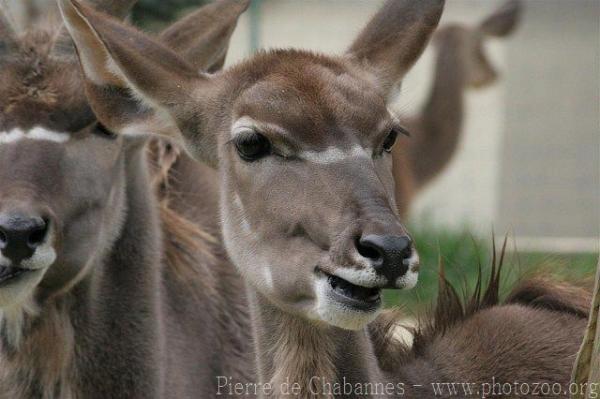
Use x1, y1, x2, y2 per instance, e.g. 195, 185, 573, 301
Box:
326, 273, 382, 311
0, 266, 31, 285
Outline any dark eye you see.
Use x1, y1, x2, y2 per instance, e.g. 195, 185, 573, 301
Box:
382, 129, 398, 153
234, 132, 272, 162
93, 122, 117, 140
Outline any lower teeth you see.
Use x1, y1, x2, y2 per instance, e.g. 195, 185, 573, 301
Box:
329, 277, 380, 302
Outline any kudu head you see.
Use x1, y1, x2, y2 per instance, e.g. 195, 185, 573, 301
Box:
436, 0, 522, 88
0, 0, 246, 311
61, 0, 444, 330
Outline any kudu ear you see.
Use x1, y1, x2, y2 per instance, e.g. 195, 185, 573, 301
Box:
59, 0, 218, 160
160, 0, 250, 73
52, 0, 139, 56
0, 8, 18, 56
346, 0, 445, 97
480, 0, 522, 37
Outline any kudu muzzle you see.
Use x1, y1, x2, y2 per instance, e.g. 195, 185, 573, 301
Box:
356, 234, 413, 284
0, 203, 53, 267
346, 188, 417, 288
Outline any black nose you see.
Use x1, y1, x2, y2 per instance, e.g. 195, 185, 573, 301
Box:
0, 214, 49, 264
356, 234, 412, 280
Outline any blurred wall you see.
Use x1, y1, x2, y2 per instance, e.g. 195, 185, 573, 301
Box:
497, 0, 599, 251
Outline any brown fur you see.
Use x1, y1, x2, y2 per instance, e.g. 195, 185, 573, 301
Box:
253, 294, 338, 399
370, 242, 592, 374
0, 30, 92, 133
147, 139, 218, 281
0, 299, 76, 398
506, 277, 591, 318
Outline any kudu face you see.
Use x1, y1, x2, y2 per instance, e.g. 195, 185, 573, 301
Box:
436, 0, 521, 88
0, 35, 128, 308
0, 0, 247, 311
219, 58, 418, 326
61, 0, 444, 330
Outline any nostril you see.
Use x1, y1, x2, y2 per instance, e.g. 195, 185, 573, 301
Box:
355, 236, 384, 264
0, 229, 6, 248
358, 234, 413, 262
27, 219, 49, 249
397, 236, 413, 260
400, 246, 412, 262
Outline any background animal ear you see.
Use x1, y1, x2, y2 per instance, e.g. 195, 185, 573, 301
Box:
59, 0, 207, 144
346, 0, 445, 97
480, 0, 522, 37
52, 0, 139, 57
0, 8, 18, 56
160, 0, 250, 73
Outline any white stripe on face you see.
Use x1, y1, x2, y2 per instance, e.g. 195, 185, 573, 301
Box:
231, 117, 292, 139
0, 127, 69, 144
231, 117, 374, 165
300, 145, 371, 164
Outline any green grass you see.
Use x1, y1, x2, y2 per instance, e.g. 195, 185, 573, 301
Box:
383, 224, 599, 312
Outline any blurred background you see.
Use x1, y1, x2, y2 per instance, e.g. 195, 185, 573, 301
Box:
3, 0, 599, 307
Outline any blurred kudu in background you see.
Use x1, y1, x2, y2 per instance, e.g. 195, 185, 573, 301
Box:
394, 0, 521, 215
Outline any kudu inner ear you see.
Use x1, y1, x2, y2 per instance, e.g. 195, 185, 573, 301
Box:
345, 0, 445, 98
59, 0, 121, 86
59, 0, 212, 149
51, 0, 138, 58
159, 0, 250, 73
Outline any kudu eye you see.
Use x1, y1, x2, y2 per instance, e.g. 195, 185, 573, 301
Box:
234, 132, 272, 162
382, 129, 399, 153
93, 122, 117, 140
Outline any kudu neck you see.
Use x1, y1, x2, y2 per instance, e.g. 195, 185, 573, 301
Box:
53, 145, 163, 305
86, 144, 162, 295
248, 287, 396, 398
405, 35, 468, 190
425, 37, 468, 116
246, 286, 444, 398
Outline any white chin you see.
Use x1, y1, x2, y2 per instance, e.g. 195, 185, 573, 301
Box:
0, 268, 47, 308
313, 278, 381, 331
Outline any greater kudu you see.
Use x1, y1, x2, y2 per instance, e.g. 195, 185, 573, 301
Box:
0, 1, 253, 397
61, 0, 590, 397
